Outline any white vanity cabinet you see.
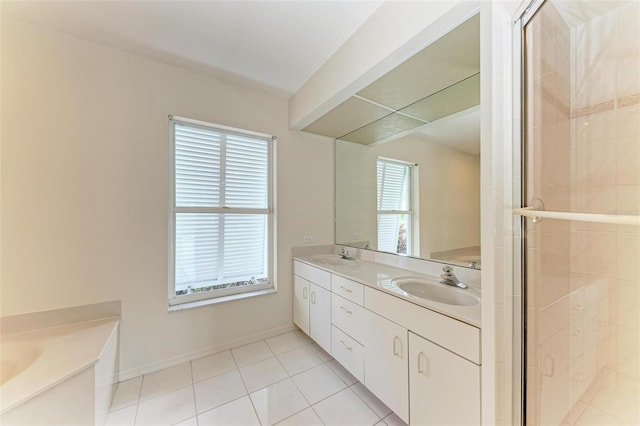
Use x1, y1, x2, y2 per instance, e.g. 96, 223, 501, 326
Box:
364, 286, 481, 426
293, 275, 310, 335
330, 275, 366, 382
293, 261, 332, 353
292, 257, 481, 426
364, 310, 409, 423
309, 284, 331, 352
409, 331, 480, 426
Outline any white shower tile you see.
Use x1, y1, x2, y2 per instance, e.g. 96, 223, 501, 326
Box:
616, 233, 640, 281
616, 137, 640, 185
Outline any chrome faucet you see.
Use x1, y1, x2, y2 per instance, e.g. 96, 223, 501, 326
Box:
440, 266, 468, 289
339, 247, 354, 260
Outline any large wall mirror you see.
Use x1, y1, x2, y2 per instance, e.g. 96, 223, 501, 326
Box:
304, 13, 481, 269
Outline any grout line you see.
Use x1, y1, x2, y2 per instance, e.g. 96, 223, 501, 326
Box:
188, 361, 199, 426
131, 374, 145, 425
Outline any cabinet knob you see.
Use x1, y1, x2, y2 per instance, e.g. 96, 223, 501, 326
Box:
339, 285, 353, 293
340, 306, 353, 315
311, 292, 316, 304
302, 287, 308, 299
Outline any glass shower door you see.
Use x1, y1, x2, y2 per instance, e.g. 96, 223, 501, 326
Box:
521, 1, 640, 425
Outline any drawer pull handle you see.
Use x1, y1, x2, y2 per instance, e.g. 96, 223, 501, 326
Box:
340, 340, 353, 351
393, 336, 403, 357
340, 285, 353, 293
311, 292, 316, 304
340, 306, 353, 315
302, 287, 308, 299
418, 352, 430, 377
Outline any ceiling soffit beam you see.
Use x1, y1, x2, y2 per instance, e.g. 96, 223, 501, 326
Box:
288, 1, 480, 131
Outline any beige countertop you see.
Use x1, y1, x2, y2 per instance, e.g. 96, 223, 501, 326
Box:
1, 317, 119, 413
294, 255, 481, 328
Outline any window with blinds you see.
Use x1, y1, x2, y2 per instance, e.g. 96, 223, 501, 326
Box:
377, 158, 414, 256
169, 117, 274, 307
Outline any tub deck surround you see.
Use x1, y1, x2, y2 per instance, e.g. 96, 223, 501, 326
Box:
293, 254, 481, 328
0, 317, 119, 414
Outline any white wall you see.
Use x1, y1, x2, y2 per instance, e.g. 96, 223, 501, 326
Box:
0, 18, 334, 378
336, 136, 480, 258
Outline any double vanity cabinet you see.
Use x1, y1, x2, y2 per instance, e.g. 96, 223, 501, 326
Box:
293, 256, 481, 426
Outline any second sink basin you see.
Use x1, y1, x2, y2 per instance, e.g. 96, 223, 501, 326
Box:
392, 277, 479, 306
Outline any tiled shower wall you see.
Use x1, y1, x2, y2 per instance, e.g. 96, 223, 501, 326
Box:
566, 2, 640, 424
525, 3, 572, 425
525, 2, 640, 425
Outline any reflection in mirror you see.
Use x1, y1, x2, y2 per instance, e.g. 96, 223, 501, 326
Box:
301, 13, 481, 268
335, 106, 481, 268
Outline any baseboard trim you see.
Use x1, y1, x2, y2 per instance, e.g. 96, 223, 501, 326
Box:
118, 323, 297, 382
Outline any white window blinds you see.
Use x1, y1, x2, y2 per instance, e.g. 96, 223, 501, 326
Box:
377, 159, 413, 255
171, 118, 273, 305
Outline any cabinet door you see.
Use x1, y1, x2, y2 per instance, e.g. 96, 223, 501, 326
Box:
293, 275, 310, 335
364, 310, 409, 423
409, 332, 480, 426
309, 283, 332, 353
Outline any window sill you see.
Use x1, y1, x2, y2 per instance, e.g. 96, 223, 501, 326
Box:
168, 288, 277, 312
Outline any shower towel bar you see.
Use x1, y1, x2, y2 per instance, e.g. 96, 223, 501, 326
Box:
513, 207, 640, 225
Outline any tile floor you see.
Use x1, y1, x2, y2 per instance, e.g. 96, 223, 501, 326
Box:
106, 330, 408, 426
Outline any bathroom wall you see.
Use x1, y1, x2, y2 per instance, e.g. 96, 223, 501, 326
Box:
335, 134, 480, 258
0, 17, 335, 378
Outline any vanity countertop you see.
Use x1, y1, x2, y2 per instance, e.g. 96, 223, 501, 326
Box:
294, 255, 481, 328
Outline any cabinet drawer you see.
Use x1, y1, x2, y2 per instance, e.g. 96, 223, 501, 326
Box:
331, 295, 366, 344
331, 326, 364, 383
331, 275, 364, 305
294, 260, 331, 290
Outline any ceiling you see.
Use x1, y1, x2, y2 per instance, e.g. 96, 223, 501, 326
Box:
2, 0, 382, 97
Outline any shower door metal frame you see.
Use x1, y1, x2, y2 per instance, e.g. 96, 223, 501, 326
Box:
512, 1, 548, 424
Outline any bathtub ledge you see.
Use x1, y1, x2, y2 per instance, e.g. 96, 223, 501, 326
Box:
0, 317, 119, 414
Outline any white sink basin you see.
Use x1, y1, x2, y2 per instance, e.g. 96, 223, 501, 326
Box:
392, 277, 479, 306
308, 255, 358, 266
